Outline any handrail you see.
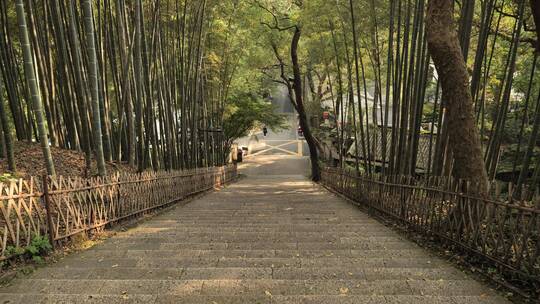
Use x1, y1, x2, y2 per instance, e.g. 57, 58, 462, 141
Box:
0, 164, 238, 260
320, 167, 540, 293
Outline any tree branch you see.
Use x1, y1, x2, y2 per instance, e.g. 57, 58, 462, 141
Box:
254, 0, 297, 31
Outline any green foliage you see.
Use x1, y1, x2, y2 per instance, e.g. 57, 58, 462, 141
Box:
223, 92, 287, 144
0, 0, 536, 179
26, 235, 52, 257
4, 235, 52, 262
0, 173, 16, 183
422, 103, 437, 123
5, 245, 25, 257
498, 144, 540, 173
31, 255, 44, 265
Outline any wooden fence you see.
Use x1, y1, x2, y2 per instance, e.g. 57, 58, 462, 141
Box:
321, 167, 540, 288
0, 165, 237, 259
347, 128, 436, 170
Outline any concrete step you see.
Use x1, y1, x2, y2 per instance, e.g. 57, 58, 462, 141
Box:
0, 294, 511, 304
1, 279, 498, 297
92, 241, 422, 251
0, 164, 510, 303
71, 248, 430, 259
28, 266, 466, 281
50, 256, 449, 269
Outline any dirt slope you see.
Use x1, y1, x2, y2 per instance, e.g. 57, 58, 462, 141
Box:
0, 142, 135, 179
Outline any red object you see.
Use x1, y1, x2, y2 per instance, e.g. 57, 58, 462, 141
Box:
323, 111, 329, 119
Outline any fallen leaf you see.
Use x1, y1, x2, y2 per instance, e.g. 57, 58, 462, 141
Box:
111, 264, 119, 268
265, 290, 272, 297
339, 287, 349, 294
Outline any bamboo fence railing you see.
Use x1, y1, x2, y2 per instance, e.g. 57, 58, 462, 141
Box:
321, 167, 539, 289
0, 164, 237, 259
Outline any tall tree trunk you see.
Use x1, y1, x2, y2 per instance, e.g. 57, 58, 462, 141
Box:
425, 0, 488, 193
82, 0, 107, 176
96, 1, 112, 162
0, 2, 27, 140
67, 1, 93, 172
49, 0, 79, 150
0, 74, 15, 171
329, 21, 345, 169
516, 90, 540, 196
291, 27, 320, 182
134, 0, 145, 172
115, 0, 135, 166
349, 0, 370, 174
15, 0, 55, 176
530, 0, 540, 52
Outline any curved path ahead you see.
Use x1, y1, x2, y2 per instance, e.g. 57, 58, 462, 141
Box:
0, 155, 509, 303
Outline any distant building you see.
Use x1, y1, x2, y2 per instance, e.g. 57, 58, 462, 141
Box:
321, 89, 393, 128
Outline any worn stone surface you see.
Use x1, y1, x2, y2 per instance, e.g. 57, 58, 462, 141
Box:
0, 155, 510, 303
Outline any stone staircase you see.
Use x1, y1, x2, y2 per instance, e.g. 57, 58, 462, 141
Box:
0, 163, 509, 303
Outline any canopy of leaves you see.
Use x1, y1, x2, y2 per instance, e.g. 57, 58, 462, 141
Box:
223, 93, 286, 144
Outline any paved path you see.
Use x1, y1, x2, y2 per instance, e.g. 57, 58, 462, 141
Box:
0, 155, 509, 303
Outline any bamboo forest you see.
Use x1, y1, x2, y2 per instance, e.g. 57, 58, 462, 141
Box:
0, 0, 539, 303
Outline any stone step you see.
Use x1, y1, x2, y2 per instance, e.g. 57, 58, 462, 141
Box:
51, 256, 449, 269
28, 266, 466, 281
115, 235, 400, 242
106, 236, 407, 243
71, 248, 431, 260
0, 279, 497, 297
119, 230, 396, 237
0, 294, 508, 304
137, 224, 383, 231
0, 167, 510, 303
93, 241, 420, 251
111, 236, 403, 243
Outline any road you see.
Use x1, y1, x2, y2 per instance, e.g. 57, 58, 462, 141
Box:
236, 93, 310, 158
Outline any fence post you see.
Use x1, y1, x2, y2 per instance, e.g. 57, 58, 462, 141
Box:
42, 175, 56, 250
116, 172, 122, 218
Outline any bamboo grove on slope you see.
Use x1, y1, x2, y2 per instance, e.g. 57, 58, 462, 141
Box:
0, 0, 230, 175
1, 0, 540, 197
313, 0, 540, 198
